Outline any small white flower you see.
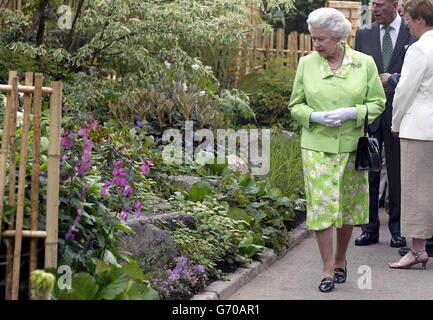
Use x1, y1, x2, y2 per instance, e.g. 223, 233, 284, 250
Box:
164, 61, 171, 69
16, 111, 24, 126
199, 91, 206, 97
19, 92, 24, 98
182, 83, 188, 92
204, 66, 212, 71
191, 64, 199, 71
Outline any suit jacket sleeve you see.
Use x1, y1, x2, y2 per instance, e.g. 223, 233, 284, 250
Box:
392, 44, 427, 132
354, 56, 386, 127
288, 57, 314, 129
387, 73, 401, 93
354, 29, 362, 52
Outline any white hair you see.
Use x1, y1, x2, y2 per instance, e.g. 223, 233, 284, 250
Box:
307, 8, 352, 41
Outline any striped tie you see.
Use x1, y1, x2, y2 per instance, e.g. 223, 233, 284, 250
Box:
382, 26, 393, 72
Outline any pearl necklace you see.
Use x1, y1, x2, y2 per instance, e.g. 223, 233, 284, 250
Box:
327, 45, 345, 72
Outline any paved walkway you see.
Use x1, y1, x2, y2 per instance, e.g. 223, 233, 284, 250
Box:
229, 210, 433, 300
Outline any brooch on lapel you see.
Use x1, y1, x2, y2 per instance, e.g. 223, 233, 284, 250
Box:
350, 61, 362, 68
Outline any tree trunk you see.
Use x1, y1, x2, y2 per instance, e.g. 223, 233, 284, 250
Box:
35, 0, 50, 46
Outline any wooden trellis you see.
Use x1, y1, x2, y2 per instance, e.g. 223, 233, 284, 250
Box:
0, 71, 62, 300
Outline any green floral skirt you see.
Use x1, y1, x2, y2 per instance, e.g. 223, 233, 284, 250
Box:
301, 149, 369, 231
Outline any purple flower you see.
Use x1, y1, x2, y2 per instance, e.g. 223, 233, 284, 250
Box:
123, 184, 133, 197
196, 265, 205, 273
133, 201, 142, 217
61, 131, 74, 148
83, 139, 93, 152
112, 168, 127, 177
136, 119, 143, 127
113, 176, 128, 187
120, 209, 129, 221
82, 182, 88, 194
103, 180, 111, 187
113, 160, 122, 167
100, 187, 110, 196
139, 160, 153, 174
177, 256, 187, 267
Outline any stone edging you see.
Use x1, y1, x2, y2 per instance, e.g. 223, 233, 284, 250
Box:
190, 223, 312, 300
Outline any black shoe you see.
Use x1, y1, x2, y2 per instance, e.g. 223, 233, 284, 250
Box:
334, 261, 347, 284
355, 233, 379, 246
390, 235, 406, 248
318, 277, 335, 293
399, 246, 433, 257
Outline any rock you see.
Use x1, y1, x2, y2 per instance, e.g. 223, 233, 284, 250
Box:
227, 154, 249, 174
167, 175, 201, 190
120, 212, 195, 272
167, 175, 217, 190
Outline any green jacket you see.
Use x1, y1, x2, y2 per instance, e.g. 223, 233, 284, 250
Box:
288, 44, 386, 154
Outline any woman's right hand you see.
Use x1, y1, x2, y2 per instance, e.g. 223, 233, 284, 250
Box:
310, 111, 342, 127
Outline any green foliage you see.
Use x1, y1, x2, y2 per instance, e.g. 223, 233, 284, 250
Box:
188, 181, 213, 203
238, 57, 299, 129
165, 196, 259, 279
269, 132, 304, 199
53, 261, 159, 300
217, 89, 256, 127
216, 172, 295, 252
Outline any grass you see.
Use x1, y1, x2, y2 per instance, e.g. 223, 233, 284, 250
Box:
269, 132, 304, 199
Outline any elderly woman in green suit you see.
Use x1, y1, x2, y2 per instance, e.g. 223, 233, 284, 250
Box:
288, 8, 386, 293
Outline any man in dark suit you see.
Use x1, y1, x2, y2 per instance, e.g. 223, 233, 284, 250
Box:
354, 0, 416, 248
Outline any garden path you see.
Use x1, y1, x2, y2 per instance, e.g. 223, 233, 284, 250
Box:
229, 209, 433, 300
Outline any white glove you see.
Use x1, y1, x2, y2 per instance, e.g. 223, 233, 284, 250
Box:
325, 107, 357, 124
310, 111, 342, 127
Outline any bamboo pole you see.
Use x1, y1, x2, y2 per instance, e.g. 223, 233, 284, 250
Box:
6, 74, 19, 300
0, 84, 53, 94
45, 81, 63, 268
2, 230, 47, 238
11, 72, 34, 300
1, 71, 17, 300
29, 73, 43, 283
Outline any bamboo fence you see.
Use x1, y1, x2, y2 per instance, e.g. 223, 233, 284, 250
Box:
233, 1, 365, 87
0, 71, 62, 300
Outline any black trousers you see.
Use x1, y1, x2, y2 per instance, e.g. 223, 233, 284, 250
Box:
362, 117, 401, 236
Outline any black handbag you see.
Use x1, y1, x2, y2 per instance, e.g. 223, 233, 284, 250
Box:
355, 111, 382, 172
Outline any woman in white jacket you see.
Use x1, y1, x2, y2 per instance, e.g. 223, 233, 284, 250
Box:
390, 0, 433, 269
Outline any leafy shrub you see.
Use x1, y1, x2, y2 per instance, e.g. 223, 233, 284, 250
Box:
238, 57, 298, 129
53, 261, 158, 300
163, 196, 255, 279
216, 173, 295, 252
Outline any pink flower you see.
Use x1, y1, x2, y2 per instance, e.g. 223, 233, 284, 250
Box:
113, 160, 122, 167
78, 128, 88, 137
113, 176, 128, 187
123, 184, 133, 197
86, 119, 98, 131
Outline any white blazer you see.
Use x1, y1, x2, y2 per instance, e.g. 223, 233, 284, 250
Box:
392, 30, 433, 140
